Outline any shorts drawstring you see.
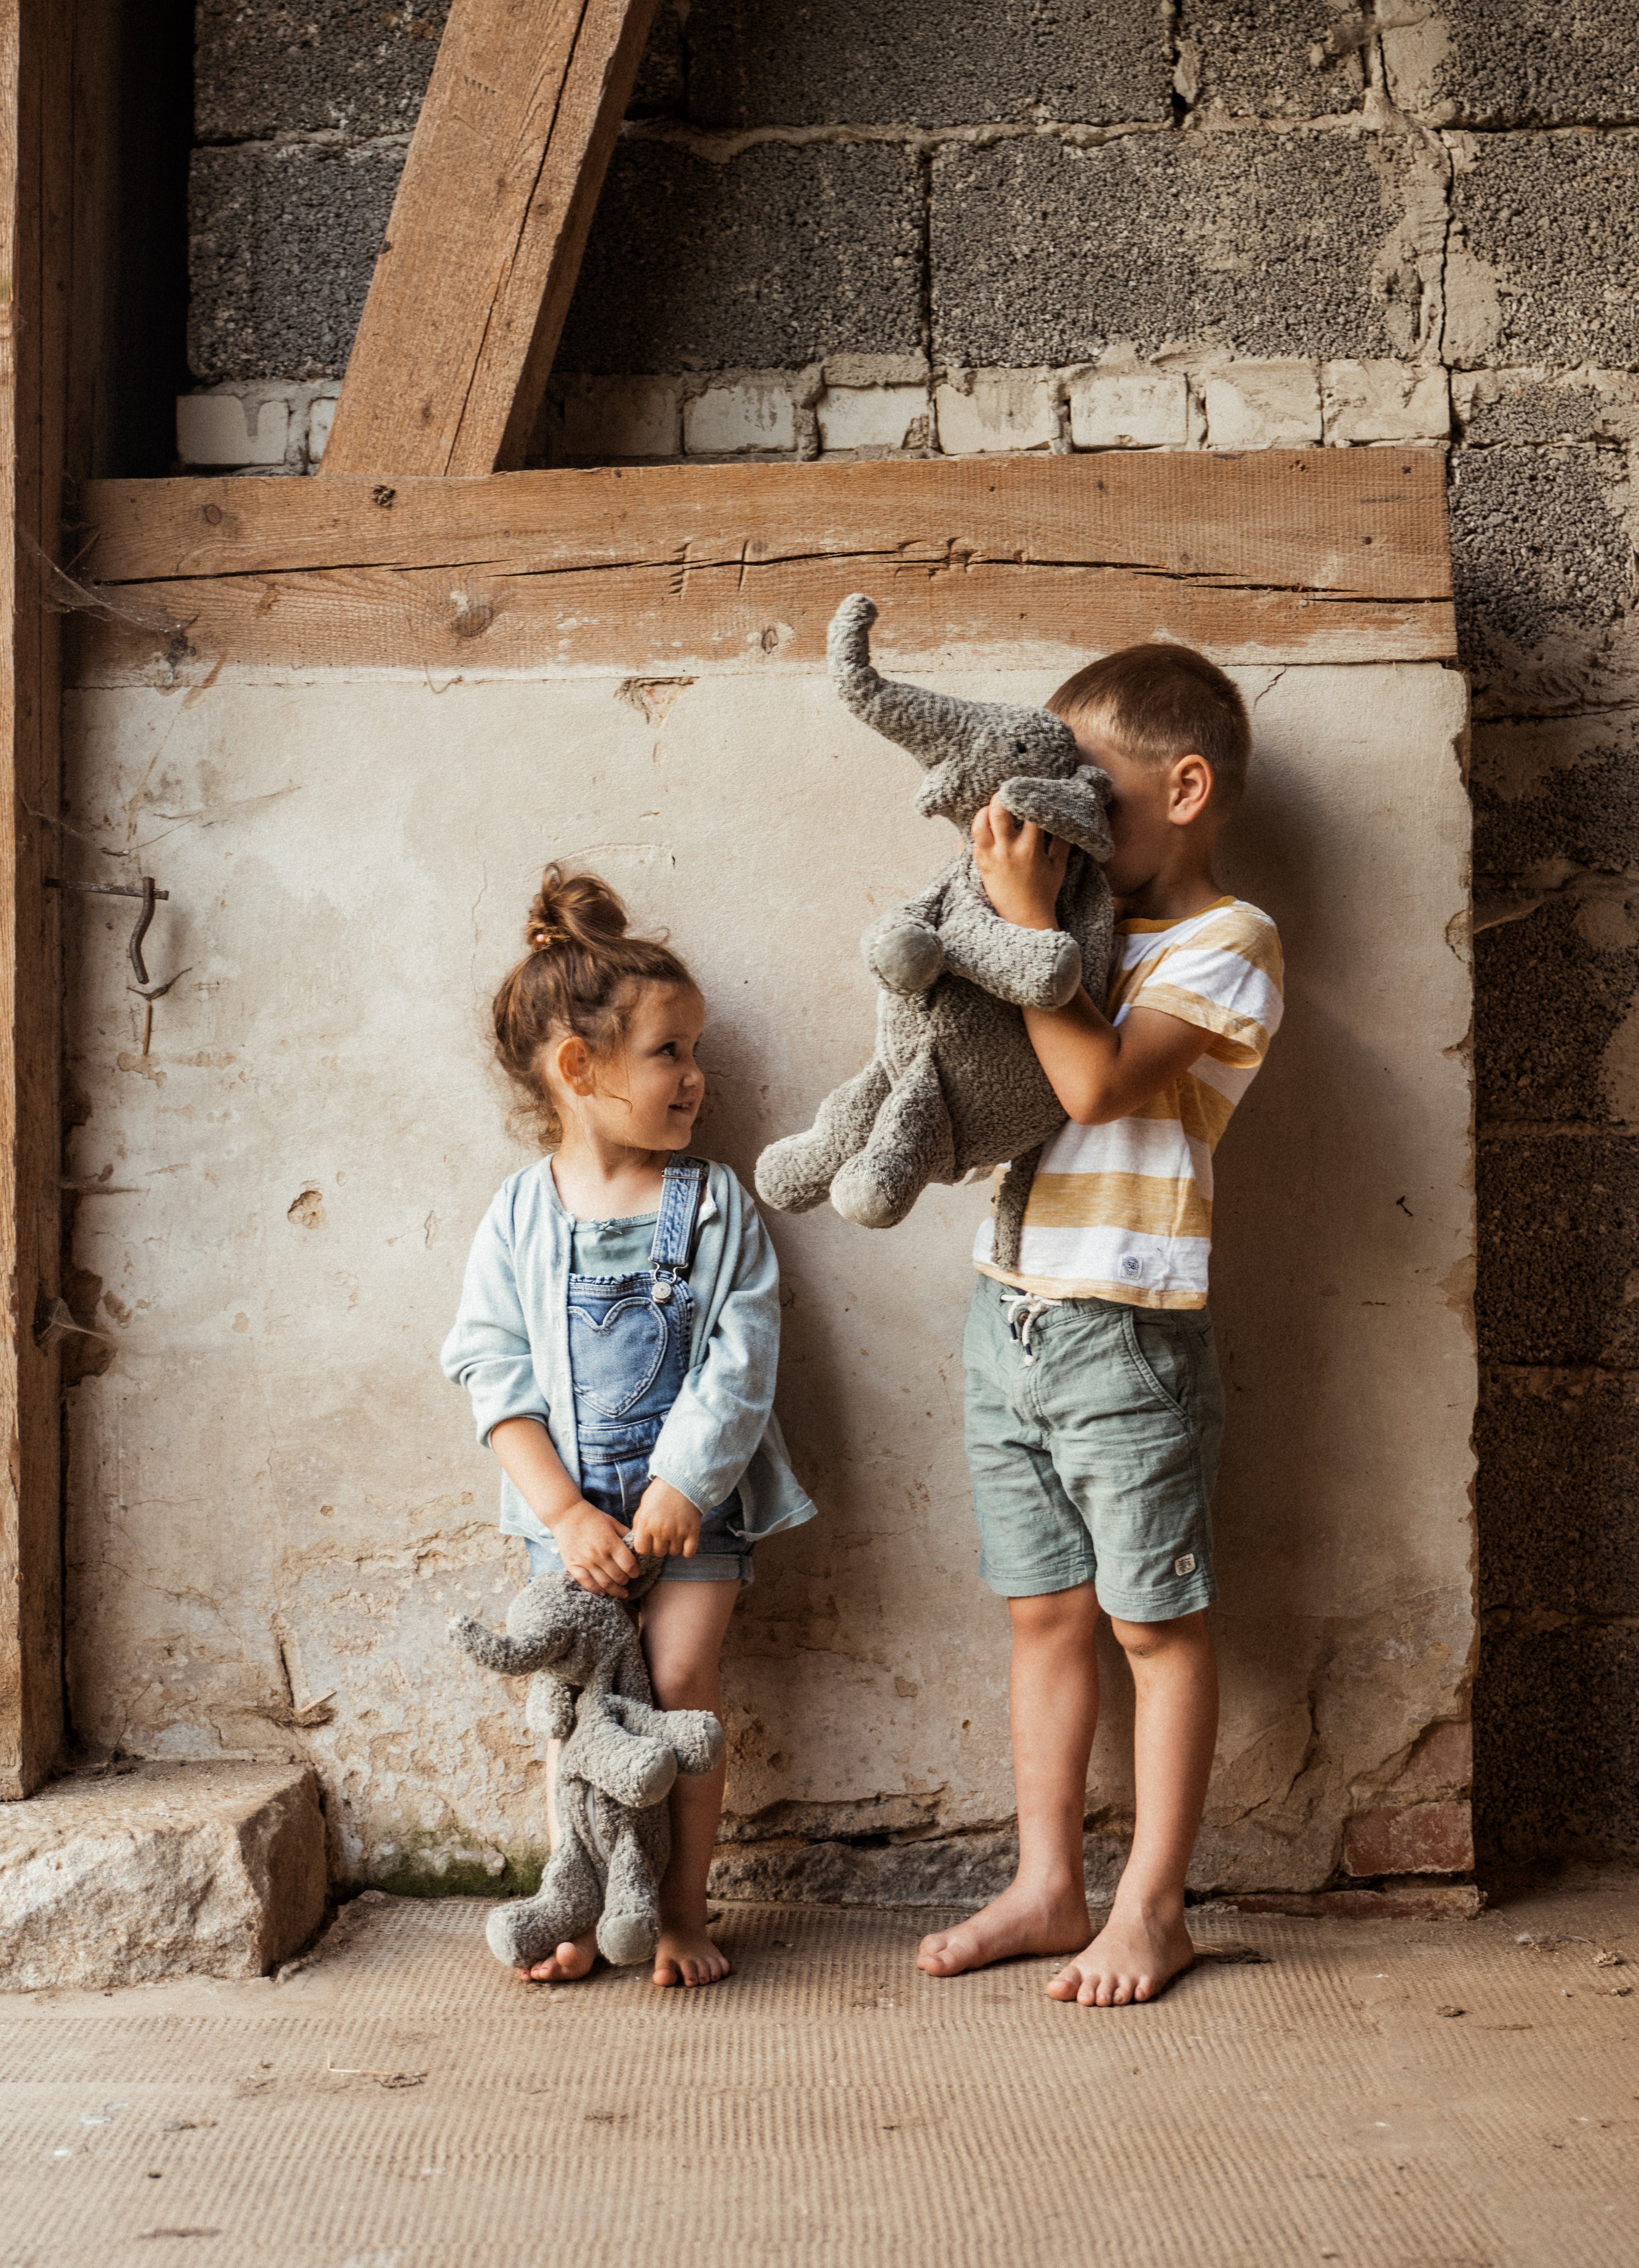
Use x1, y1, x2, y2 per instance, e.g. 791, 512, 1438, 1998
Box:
1003, 1289, 1060, 1366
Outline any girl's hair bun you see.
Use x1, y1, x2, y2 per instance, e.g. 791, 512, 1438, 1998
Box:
524, 864, 630, 954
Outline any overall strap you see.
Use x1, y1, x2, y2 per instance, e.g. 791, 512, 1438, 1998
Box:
647, 1156, 709, 1297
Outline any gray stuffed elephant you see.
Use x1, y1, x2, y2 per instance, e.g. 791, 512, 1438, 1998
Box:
754, 593, 1116, 1267
449, 1566, 724, 1971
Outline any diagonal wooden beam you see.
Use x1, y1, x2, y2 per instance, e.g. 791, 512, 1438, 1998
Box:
319, 0, 659, 481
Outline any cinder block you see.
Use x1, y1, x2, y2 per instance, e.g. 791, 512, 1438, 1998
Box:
1455, 367, 1639, 449
0, 1761, 326, 1991
1322, 359, 1449, 445
628, 0, 687, 117
686, 0, 1171, 128
933, 371, 1058, 455
175, 391, 291, 467
1447, 444, 1636, 717
930, 132, 1437, 368
1343, 1801, 1475, 1879
1477, 1367, 1639, 1620
1475, 890, 1639, 1127
1474, 1620, 1639, 1864
1383, 0, 1639, 128
1177, 0, 1366, 120
557, 142, 922, 375
1472, 711, 1639, 883
1448, 134, 1639, 367
1068, 369, 1188, 449
188, 145, 400, 383
550, 375, 683, 460
1475, 1131, 1639, 1368
684, 376, 798, 454
195, 0, 449, 142
1203, 360, 1320, 447
817, 383, 928, 452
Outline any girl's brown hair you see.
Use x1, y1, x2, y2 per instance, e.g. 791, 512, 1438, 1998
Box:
493, 866, 695, 1148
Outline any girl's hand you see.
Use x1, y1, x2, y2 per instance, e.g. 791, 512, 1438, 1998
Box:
972, 794, 1070, 931
553, 1502, 641, 1598
630, 1476, 702, 1561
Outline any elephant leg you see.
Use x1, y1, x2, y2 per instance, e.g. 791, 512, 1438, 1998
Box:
594, 1803, 670, 1968
485, 1819, 603, 1971
754, 1055, 892, 1214
830, 1049, 956, 1229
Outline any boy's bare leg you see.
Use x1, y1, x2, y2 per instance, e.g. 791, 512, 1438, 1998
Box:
520, 1737, 597, 1981
917, 1584, 1100, 1975
1048, 1609, 1217, 2007
641, 1578, 740, 1987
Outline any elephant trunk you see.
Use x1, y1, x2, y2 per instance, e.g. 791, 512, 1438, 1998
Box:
447, 1613, 555, 1679
827, 590, 993, 773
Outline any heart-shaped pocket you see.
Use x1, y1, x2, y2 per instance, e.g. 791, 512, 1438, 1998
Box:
569, 1295, 669, 1417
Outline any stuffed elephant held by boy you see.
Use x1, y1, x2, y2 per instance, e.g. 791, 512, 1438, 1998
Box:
449, 1566, 724, 1971
754, 592, 1116, 1268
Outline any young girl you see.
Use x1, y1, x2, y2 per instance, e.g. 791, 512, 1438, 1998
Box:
442, 867, 815, 1988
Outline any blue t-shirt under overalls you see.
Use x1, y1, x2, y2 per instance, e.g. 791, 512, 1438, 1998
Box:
523, 1158, 753, 1586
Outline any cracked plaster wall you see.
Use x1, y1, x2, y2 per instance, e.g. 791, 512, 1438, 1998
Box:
112, 0, 1634, 1879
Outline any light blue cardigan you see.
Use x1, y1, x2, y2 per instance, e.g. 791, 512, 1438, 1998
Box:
441, 1156, 817, 1549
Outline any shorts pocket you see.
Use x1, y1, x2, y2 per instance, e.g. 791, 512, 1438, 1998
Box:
1122, 1309, 1193, 1422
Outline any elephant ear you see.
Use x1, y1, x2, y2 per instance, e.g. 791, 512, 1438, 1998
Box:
997, 770, 1113, 860
525, 1672, 575, 1744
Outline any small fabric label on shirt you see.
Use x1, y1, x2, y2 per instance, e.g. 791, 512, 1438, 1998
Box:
1119, 1254, 1143, 1281
1174, 1553, 1196, 1577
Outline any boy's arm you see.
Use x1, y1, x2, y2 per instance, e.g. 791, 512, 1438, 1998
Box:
972, 799, 1207, 1127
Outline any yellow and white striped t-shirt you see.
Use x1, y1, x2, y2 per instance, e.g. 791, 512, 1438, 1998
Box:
973, 896, 1283, 1312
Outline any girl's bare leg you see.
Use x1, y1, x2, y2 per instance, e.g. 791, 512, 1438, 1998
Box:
917, 1585, 1100, 1975
1047, 1610, 1216, 2007
641, 1578, 740, 1987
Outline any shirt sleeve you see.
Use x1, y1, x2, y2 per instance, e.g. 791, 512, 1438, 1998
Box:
1127, 909, 1284, 1068
646, 1196, 781, 1515
439, 1190, 550, 1448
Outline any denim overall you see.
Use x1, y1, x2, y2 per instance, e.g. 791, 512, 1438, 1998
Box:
523, 1158, 753, 1586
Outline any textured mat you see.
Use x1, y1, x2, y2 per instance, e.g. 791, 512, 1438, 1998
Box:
3, 1878, 1636, 2267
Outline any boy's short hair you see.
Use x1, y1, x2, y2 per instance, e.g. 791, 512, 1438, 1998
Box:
1047, 643, 1251, 813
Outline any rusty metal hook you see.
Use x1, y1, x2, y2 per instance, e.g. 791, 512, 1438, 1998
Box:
46, 875, 170, 985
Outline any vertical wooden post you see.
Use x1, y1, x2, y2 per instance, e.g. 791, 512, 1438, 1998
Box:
0, 0, 65, 1799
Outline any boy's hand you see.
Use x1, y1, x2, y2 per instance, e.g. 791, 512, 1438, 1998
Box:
553, 1502, 641, 1599
972, 794, 1070, 931
630, 1476, 702, 1561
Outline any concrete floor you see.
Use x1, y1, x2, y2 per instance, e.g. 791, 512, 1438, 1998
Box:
3, 1876, 1636, 2268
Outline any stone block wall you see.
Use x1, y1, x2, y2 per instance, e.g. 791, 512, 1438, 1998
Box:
179, 1, 1639, 1868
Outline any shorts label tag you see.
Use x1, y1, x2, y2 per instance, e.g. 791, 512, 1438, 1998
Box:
1174, 1553, 1197, 1577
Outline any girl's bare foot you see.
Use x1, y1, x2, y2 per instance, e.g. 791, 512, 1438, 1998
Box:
518, 1932, 598, 1983
916, 1881, 1090, 1977
652, 1922, 731, 1987
1046, 1903, 1195, 2006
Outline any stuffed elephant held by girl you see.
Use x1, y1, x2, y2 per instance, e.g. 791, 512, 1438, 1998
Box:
754, 592, 1116, 1268
449, 1566, 724, 1971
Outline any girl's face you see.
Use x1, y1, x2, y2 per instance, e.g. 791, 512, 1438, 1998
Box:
551, 981, 706, 1155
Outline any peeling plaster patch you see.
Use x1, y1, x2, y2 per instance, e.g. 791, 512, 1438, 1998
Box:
287, 1188, 326, 1229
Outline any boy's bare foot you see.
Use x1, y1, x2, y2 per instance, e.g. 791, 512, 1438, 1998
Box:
1046, 1903, 1195, 2006
916, 1882, 1090, 1977
652, 1923, 732, 1988
518, 1932, 597, 1983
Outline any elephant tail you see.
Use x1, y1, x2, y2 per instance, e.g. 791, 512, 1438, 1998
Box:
447, 1614, 547, 1679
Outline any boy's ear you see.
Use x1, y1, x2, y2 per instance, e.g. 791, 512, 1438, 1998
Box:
1170, 752, 1216, 824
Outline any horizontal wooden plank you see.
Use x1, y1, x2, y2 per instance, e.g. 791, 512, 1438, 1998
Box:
72, 452, 1456, 674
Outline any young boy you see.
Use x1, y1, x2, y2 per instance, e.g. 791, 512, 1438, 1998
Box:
916, 644, 1282, 2008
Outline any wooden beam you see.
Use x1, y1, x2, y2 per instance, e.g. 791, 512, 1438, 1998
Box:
75, 451, 1457, 678
319, 0, 661, 480
1, 0, 68, 1798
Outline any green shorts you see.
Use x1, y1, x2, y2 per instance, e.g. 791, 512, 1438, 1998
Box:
962, 1276, 1223, 1620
